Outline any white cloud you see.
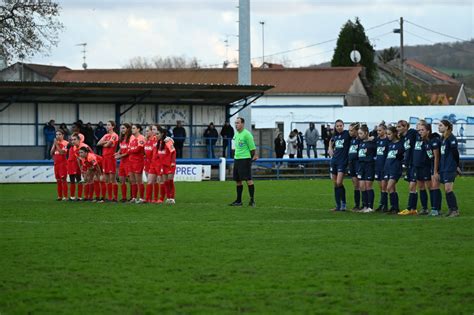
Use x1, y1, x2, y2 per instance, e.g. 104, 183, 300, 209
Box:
127, 15, 153, 32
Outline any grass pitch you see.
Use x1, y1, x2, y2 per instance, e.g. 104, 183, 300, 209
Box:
0, 178, 473, 314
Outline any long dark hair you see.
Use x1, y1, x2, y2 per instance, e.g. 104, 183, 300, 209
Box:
157, 126, 167, 151
120, 123, 132, 142
440, 119, 453, 140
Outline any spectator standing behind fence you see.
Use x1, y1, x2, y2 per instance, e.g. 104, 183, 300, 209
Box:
305, 122, 320, 158
173, 120, 186, 159
203, 122, 218, 158
295, 129, 304, 158
59, 123, 70, 141
220, 121, 235, 158
274, 133, 286, 158
322, 124, 332, 158
83, 122, 95, 149
287, 131, 297, 159
94, 121, 107, 155
43, 119, 56, 159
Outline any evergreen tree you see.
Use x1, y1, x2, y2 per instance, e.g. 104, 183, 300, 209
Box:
331, 17, 376, 83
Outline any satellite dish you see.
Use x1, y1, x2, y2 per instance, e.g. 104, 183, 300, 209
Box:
82, 63, 88, 70
350, 50, 361, 64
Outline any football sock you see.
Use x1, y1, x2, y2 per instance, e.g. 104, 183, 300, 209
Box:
121, 183, 127, 200
446, 191, 458, 211
354, 189, 360, 208
70, 182, 76, 198
248, 184, 255, 201
420, 189, 428, 210
236, 185, 243, 203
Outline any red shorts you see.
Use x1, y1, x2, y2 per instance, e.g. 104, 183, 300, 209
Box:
118, 161, 129, 177
149, 162, 162, 176
162, 164, 176, 175
144, 161, 151, 174
67, 160, 80, 175
54, 163, 68, 179
128, 161, 144, 174
102, 155, 117, 174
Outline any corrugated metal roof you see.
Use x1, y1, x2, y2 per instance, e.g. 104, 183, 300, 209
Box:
52, 67, 363, 94
0, 81, 272, 106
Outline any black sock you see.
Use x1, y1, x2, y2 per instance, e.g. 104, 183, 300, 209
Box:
446, 191, 458, 211
236, 185, 243, 203
362, 190, 368, 208
368, 189, 374, 209
381, 192, 388, 208
408, 192, 418, 210
435, 189, 442, 211
354, 189, 360, 208
429, 190, 435, 210
340, 185, 346, 204
420, 189, 428, 210
334, 186, 341, 208
248, 184, 255, 201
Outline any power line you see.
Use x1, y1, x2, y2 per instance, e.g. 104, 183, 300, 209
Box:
404, 30, 435, 43
405, 20, 471, 42
366, 19, 398, 31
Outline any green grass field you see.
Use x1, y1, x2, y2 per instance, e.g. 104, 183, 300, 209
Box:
1, 179, 473, 314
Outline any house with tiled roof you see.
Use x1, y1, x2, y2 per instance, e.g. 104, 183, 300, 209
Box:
0, 62, 70, 82
377, 59, 468, 105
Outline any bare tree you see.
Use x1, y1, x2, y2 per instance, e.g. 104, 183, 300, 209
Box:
0, 0, 64, 63
123, 55, 201, 69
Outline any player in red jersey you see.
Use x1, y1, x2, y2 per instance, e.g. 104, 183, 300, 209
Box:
97, 120, 119, 202
144, 125, 157, 202
51, 129, 69, 201
69, 133, 89, 201
78, 146, 104, 202
156, 126, 176, 204
114, 123, 132, 202
147, 124, 162, 203
128, 124, 146, 203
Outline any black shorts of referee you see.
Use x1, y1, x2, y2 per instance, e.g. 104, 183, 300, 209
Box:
233, 158, 252, 181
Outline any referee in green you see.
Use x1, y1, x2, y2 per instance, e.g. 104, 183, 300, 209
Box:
230, 117, 258, 207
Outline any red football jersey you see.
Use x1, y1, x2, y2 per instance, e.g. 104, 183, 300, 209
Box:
156, 140, 175, 166
144, 136, 157, 162
128, 134, 145, 163
100, 132, 119, 157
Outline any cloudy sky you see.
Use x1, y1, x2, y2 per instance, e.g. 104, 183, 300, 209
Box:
28, 0, 473, 69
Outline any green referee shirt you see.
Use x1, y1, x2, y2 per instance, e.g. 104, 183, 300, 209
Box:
233, 129, 256, 159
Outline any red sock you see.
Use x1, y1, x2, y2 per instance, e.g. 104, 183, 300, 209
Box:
166, 180, 172, 198
62, 181, 68, 198
146, 183, 153, 201
57, 181, 63, 198
107, 183, 113, 200
84, 183, 90, 199
121, 183, 127, 200
88, 183, 94, 199
153, 183, 159, 201
131, 184, 138, 199
139, 183, 144, 199
113, 183, 118, 200
78, 183, 83, 198
70, 182, 76, 198
159, 183, 167, 201
101, 182, 107, 199
170, 179, 176, 199
94, 182, 101, 199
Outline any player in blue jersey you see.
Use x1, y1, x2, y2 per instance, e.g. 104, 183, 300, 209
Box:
357, 125, 377, 213
374, 123, 389, 212
427, 129, 442, 216
397, 120, 419, 215
383, 126, 405, 214
438, 120, 461, 217
405, 120, 432, 215
328, 119, 351, 211
347, 122, 361, 211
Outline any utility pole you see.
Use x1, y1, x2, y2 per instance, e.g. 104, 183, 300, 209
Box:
238, 0, 251, 125
260, 21, 265, 66
393, 17, 405, 88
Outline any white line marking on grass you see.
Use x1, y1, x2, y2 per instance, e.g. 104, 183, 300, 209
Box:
0, 217, 472, 225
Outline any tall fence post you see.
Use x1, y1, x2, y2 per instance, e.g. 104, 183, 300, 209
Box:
219, 157, 226, 181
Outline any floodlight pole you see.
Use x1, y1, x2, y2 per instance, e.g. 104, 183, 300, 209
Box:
238, 0, 252, 126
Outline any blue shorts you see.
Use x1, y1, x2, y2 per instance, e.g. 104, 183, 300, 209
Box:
440, 172, 456, 184
413, 166, 431, 181
348, 160, 358, 177
357, 162, 375, 181
330, 161, 347, 175
404, 165, 416, 182
374, 170, 385, 181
